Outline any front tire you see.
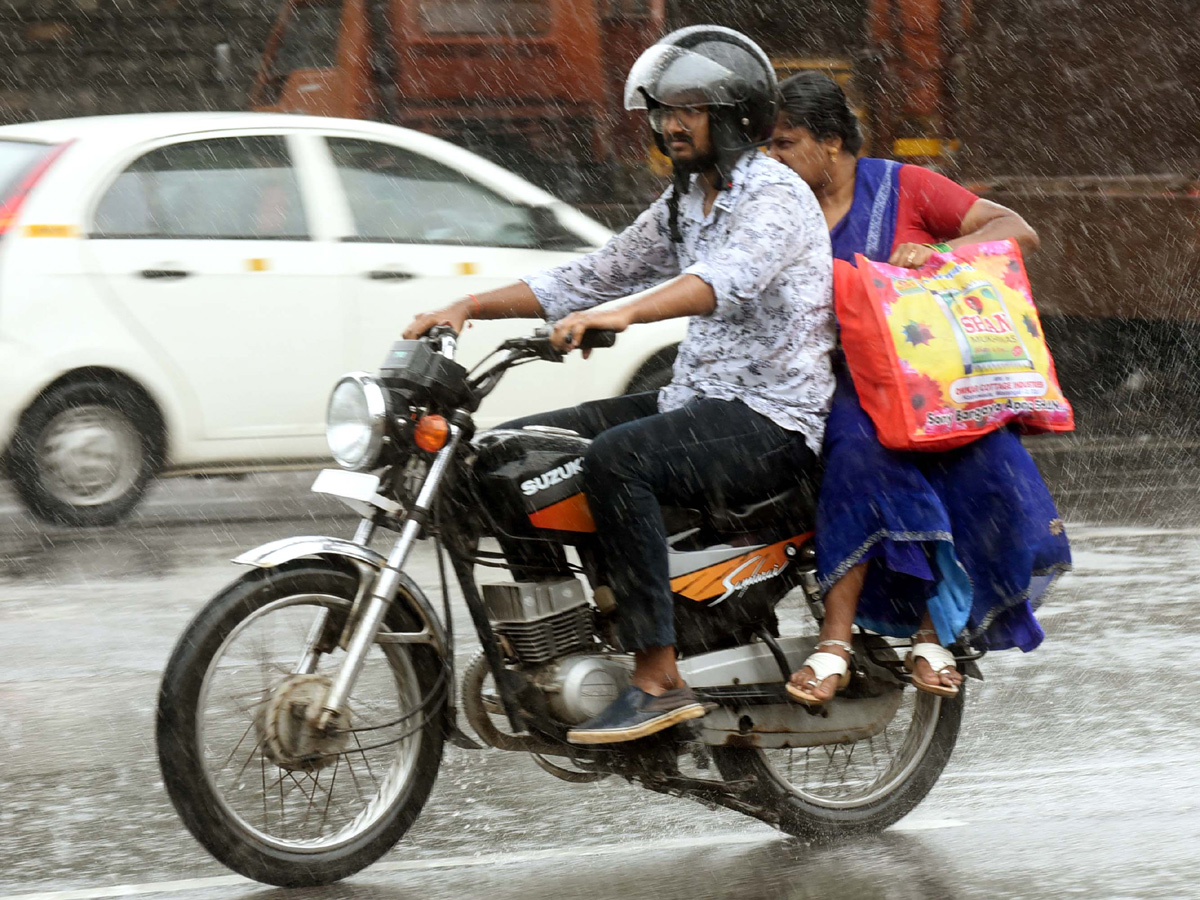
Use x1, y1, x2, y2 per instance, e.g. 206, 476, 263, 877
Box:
713, 686, 963, 839
156, 561, 446, 887
8, 379, 160, 526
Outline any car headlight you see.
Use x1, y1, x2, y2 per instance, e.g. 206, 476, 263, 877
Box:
326, 373, 388, 470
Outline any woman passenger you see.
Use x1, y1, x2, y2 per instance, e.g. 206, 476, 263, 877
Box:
766, 72, 1071, 703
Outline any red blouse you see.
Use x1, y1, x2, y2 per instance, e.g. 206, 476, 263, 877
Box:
892, 165, 980, 251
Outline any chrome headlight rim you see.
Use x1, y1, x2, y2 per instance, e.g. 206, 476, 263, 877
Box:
327, 372, 389, 471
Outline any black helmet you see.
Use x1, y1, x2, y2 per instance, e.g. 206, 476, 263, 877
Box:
624, 26, 777, 240
624, 25, 779, 149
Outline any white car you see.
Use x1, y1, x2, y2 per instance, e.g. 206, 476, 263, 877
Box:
0, 113, 683, 527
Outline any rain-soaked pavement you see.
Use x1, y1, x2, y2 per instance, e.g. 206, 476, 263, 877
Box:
2, 438, 1199, 900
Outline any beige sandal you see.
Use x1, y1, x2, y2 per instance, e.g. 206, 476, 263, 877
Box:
786, 639, 852, 706
904, 636, 960, 698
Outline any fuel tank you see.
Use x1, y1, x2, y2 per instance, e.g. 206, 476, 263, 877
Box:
472, 428, 595, 541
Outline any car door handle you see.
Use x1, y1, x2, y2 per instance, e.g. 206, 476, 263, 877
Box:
365, 269, 416, 281
139, 269, 191, 280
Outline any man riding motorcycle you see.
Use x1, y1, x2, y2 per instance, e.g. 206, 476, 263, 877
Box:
404, 25, 836, 744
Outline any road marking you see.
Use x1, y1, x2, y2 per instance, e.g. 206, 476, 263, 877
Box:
0, 833, 783, 900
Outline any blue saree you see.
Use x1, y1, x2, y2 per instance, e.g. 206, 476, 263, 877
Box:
818, 158, 1071, 651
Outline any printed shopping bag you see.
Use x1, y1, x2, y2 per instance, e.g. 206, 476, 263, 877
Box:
835, 239, 1074, 452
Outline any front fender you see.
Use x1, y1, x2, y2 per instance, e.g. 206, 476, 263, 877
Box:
233, 536, 449, 655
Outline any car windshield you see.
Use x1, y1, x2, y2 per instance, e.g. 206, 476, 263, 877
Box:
0, 140, 54, 203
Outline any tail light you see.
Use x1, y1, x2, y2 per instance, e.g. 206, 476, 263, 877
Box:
0, 141, 72, 237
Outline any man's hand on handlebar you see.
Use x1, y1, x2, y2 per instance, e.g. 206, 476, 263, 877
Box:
403, 299, 471, 341
551, 307, 632, 358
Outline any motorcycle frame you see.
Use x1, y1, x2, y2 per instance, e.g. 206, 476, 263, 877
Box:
234, 330, 986, 760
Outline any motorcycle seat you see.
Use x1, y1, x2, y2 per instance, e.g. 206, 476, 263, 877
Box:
662, 482, 817, 538
707, 482, 817, 535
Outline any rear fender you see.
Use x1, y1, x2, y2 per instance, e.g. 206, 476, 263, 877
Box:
233, 536, 449, 656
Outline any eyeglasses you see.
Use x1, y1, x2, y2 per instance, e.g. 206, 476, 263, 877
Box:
648, 105, 706, 134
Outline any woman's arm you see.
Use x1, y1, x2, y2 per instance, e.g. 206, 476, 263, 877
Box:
952, 198, 1040, 253
889, 166, 1040, 268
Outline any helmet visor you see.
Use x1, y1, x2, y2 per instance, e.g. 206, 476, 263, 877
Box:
624, 44, 749, 111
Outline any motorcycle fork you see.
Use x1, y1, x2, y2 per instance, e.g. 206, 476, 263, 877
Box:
307, 424, 462, 732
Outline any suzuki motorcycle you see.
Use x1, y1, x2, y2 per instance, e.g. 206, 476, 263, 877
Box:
156, 326, 978, 887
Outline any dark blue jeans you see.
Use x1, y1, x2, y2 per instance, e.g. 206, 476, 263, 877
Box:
504, 393, 818, 650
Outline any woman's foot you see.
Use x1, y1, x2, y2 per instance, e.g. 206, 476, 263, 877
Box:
906, 630, 964, 696
787, 639, 852, 705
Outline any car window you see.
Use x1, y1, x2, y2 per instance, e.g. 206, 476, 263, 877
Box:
0, 141, 55, 204
329, 137, 542, 247
93, 136, 308, 240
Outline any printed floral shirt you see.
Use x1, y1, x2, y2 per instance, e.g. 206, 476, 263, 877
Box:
523, 152, 836, 452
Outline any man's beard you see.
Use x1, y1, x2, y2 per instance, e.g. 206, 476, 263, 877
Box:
666, 136, 718, 175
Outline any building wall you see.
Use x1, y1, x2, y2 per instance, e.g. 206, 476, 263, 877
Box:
960, 0, 1200, 178
0, 0, 278, 126
3, 0, 1198, 179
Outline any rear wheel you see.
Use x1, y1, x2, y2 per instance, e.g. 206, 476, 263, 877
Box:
7, 379, 159, 526
712, 682, 963, 839
156, 562, 446, 886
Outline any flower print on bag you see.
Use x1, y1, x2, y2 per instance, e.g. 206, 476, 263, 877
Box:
904, 371, 945, 428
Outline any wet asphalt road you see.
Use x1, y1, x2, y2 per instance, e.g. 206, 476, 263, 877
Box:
2, 441, 1199, 900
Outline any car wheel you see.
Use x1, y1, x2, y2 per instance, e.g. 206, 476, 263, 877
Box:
625, 345, 678, 395
8, 379, 161, 527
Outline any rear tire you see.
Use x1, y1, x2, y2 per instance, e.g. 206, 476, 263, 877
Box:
8, 379, 159, 527
712, 686, 963, 839
156, 561, 446, 886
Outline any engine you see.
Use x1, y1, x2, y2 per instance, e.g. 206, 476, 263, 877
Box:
481, 578, 594, 664
480, 578, 631, 724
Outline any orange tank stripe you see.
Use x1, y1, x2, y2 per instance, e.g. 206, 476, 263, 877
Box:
528, 493, 596, 533
669, 532, 814, 602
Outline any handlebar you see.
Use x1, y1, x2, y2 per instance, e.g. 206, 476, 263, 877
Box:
577, 329, 617, 350
427, 324, 458, 360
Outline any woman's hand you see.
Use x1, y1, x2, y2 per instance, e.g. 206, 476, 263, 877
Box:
550, 306, 632, 357
888, 242, 938, 269
403, 299, 470, 340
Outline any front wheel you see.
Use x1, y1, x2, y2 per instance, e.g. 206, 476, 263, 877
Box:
712, 684, 963, 839
156, 561, 447, 887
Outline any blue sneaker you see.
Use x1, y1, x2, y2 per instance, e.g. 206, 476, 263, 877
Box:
567, 685, 706, 744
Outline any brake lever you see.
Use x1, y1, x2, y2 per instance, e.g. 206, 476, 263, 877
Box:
501, 332, 563, 362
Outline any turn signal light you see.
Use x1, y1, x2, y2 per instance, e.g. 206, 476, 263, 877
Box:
413, 414, 450, 452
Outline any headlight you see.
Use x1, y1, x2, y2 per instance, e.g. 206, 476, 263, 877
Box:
326, 373, 388, 470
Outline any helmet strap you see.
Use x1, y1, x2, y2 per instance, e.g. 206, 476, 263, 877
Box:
667, 168, 688, 243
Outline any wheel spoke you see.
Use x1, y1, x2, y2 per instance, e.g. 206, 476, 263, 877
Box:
190, 591, 428, 852
218, 719, 257, 772
752, 656, 948, 809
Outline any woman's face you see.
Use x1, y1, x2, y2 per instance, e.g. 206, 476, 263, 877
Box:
767, 122, 837, 189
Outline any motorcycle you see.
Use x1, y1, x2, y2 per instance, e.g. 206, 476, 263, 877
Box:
156, 325, 979, 887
